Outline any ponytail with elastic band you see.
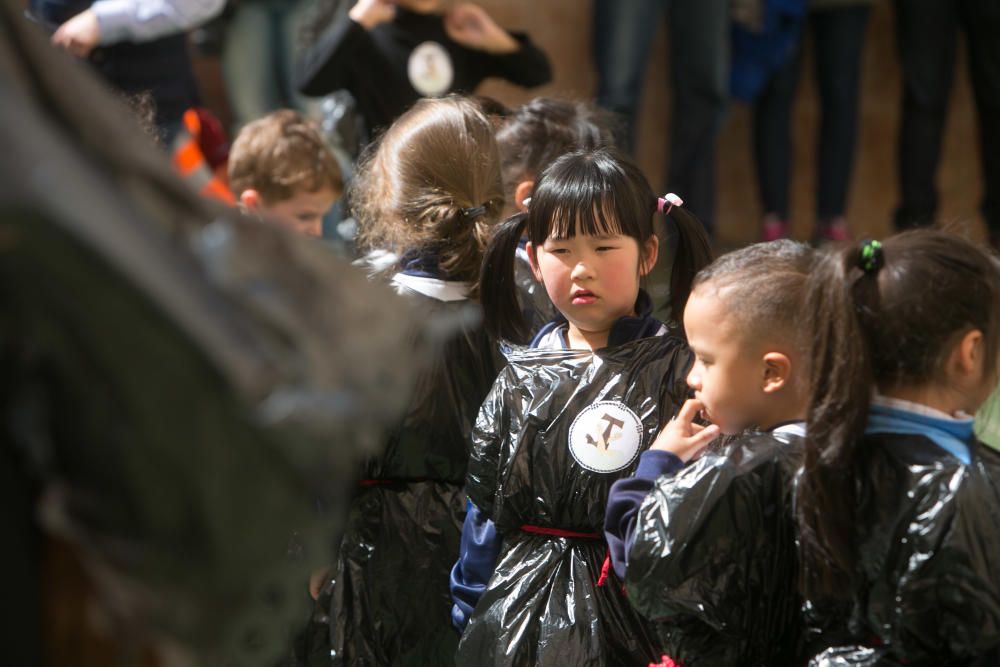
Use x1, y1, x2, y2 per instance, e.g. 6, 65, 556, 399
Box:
461, 205, 488, 220
858, 239, 884, 274
657, 193, 714, 323
851, 238, 884, 345
657, 193, 683, 215
480, 212, 532, 344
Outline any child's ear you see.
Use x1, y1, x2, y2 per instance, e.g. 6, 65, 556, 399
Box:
239, 189, 263, 211
514, 179, 535, 212
762, 352, 792, 394
525, 241, 544, 283
639, 234, 660, 276
953, 328, 985, 382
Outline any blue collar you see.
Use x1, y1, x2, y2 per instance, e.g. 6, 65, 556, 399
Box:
399, 249, 444, 279
866, 403, 975, 464
529, 290, 664, 349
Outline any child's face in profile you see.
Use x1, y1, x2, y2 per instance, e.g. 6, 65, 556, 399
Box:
264, 187, 338, 238
683, 289, 772, 435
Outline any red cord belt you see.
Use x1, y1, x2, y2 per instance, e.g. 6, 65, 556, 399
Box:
519, 524, 612, 587
519, 524, 602, 539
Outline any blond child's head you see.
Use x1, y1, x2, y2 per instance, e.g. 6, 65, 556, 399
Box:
350, 96, 504, 295
229, 110, 342, 237
683, 240, 816, 435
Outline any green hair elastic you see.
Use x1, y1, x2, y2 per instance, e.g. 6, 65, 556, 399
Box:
859, 239, 884, 273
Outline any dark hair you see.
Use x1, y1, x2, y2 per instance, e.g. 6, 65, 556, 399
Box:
692, 240, 815, 347
480, 147, 713, 343
472, 95, 512, 124
796, 229, 1000, 602
496, 97, 617, 209
350, 96, 504, 294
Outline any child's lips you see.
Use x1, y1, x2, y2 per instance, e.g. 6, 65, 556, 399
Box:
694, 399, 714, 424
571, 290, 597, 305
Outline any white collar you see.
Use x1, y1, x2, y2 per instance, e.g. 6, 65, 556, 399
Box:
771, 421, 806, 438
871, 394, 973, 422
390, 273, 471, 302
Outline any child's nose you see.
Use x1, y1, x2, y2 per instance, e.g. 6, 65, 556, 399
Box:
686, 368, 701, 391
570, 260, 594, 281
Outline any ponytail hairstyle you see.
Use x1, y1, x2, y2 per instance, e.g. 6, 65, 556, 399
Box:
350, 96, 504, 296
797, 229, 1000, 603
480, 147, 713, 344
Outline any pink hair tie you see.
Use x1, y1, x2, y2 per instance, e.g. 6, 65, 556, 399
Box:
657, 193, 683, 215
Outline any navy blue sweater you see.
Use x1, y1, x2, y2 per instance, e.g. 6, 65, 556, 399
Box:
604, 421, 807, 580
603, 449, 685, 580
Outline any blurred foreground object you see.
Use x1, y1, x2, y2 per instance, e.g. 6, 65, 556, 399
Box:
0, 1, 426, 664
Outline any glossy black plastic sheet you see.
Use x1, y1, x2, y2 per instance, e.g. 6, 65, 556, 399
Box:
458, 335, 692, 666
626, 431, 804, 666
0, 5, 424, 662
312, 295, 499, 666
804, 435, 1000, 665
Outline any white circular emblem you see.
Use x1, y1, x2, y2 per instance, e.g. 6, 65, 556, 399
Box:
568, 401, 644, 474
407, 41, 454, 97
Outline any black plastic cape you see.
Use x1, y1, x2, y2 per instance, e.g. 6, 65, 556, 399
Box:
457, 334, 692, 666
308, 291, 500, 666
804, 434, 1000, 666
626, 430, 804, 666
0, 5, 425, 663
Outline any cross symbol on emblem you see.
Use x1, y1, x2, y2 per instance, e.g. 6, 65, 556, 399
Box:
585, 413, 626, 453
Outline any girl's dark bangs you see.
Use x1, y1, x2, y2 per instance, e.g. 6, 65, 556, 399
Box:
527, 176, 627, 243
550, 199, 626, 239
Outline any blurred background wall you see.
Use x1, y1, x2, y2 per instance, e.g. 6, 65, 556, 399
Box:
468, 0, 984, 247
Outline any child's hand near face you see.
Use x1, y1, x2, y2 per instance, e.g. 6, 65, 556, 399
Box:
650, 398, 720, 462
350, 0, 397, 30
445, 4, 518, 54
51, 9, 100, 58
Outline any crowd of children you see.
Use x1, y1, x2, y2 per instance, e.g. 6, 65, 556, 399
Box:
95, 52, 1000, 667
23, 1, 1000, 664
103, 46, 1000, 665
223, 90, 997, 666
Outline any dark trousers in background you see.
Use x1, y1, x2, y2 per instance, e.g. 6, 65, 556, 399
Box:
753, 6, 871, 223
894, 0, 1000, 239
593, 0, 729, 234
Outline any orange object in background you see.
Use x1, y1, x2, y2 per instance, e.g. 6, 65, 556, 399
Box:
172, 108, 235, 205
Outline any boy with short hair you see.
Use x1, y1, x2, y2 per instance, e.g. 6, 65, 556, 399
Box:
229, 109, 342, 237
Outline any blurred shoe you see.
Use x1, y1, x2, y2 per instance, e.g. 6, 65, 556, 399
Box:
814, 216, 851, 244
761, 214, 789, 242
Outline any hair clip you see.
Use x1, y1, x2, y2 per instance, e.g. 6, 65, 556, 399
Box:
859, 239, 884, 273
461, 205, 487, 219
657, 193, 683, 215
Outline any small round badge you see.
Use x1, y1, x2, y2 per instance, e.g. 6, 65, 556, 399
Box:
408, 41, 454, 97
568, 401, 644, 474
